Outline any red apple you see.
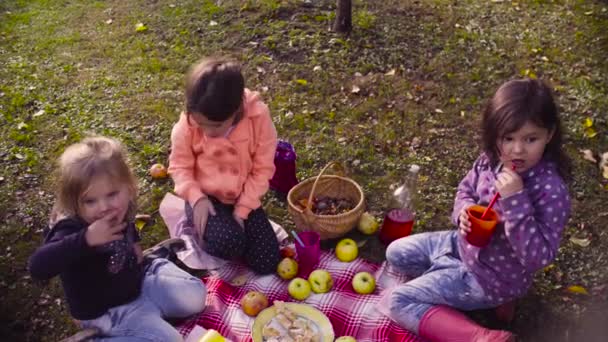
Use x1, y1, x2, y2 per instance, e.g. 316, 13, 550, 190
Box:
240, 291, 268, 317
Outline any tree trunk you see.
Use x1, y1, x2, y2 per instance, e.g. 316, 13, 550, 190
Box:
333, 0, 352, 33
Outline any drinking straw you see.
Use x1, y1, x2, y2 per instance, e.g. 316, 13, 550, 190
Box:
481, 192, 500, 219
291, 230, 305, 247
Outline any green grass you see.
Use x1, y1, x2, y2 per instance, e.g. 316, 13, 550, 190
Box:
1, 0, 607, 340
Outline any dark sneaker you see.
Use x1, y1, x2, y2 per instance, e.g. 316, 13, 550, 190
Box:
142, 237, 186, 263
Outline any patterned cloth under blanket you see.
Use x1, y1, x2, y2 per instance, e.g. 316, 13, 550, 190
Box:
175, 246, 422, 342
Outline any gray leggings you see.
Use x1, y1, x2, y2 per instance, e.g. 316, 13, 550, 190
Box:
385, 231, 500, 333
186, 197, 280, 274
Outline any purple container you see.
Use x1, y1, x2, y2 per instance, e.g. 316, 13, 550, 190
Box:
270, 140, 299, 195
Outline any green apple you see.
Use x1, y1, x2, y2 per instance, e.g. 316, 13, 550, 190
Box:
335, 337, 357, 342
288, 277, 312, 300
199, 329, 226, 342
357, 212, 380, 235
352, 271, 376, 294
277, 257, 298, 280
335, 238, 358, 262
308, 269, 333, 293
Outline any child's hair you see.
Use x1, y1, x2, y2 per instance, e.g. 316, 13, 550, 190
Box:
185, 56, 245, 122
51, 136, 138, 223
481, 78, 571, 180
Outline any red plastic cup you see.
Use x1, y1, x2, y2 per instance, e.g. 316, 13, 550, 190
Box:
295, 231, 320, 278
465, 205, 499, 247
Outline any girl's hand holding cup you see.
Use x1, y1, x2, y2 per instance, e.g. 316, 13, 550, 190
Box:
458, 206, 472, 236
193, 197, 216, 235
85, 213, 127, 247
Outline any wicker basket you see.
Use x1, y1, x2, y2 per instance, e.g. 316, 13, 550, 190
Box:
287, 162, 365, 240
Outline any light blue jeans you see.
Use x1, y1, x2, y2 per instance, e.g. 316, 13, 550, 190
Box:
81, 259, 207, 341
385, 231, 499, 333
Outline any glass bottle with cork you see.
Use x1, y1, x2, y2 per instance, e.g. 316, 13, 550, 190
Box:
379, 164, 420, 245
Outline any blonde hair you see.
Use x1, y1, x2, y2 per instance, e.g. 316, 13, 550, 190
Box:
51, 136, 138, 223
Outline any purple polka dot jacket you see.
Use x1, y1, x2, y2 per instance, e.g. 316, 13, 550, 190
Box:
452, 154, 571, 302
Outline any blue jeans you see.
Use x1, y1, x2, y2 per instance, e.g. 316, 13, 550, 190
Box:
81, 259, 207, 341
385, 231, 499, 333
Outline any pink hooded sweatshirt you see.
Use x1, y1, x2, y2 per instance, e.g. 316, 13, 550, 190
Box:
168, 89, 277, 220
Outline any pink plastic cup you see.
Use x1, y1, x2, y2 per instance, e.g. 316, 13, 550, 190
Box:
295, 231, 320, 278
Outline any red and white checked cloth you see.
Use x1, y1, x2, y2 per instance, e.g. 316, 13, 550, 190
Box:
176, 246, 422, 342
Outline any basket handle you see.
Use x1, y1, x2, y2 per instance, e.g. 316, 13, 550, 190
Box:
305, 162, 344, 214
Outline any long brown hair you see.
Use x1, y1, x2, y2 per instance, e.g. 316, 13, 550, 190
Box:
185, 56, 244, 122
51, 136, 138, 224
481, 78, 571, 180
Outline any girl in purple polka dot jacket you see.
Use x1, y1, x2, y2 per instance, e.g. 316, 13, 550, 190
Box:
382, 78, 571, 342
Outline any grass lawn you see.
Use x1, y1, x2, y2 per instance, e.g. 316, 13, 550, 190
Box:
1, 0, 607, 341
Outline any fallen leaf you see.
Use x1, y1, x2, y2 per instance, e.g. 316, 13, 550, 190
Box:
567, 285, 589, 295
543, 264, 555, 272
600, 152, 608, 179
584, 127, 597, 138
295, 79, 308, 86
580, 149, 597, 163
583, 117, 594, 128
385, 69, 396, 76
134, 219, 145, 231
569, 237, 591, 247
230, 274, 248, 286
134, 214, 152, 231
135, 23, 148, 32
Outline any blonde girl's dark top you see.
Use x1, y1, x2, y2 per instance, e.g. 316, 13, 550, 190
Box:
28, 217, 144, 320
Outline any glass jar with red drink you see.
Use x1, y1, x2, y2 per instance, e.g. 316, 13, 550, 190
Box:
379, 164, 420, 245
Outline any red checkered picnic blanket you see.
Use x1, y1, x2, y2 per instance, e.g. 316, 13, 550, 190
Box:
176, 246, 422, 342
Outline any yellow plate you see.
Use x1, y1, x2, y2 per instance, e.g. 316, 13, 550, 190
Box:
251, 303, 334, 342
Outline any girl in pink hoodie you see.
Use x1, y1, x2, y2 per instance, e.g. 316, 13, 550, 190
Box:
169, 57, 280, 274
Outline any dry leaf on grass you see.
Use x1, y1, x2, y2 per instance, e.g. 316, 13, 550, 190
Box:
580, 149, 597, 163
569, 237, 591, 248
567, 285, 589, 295
600, 152, 608, 179
134, 214, 152, 231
